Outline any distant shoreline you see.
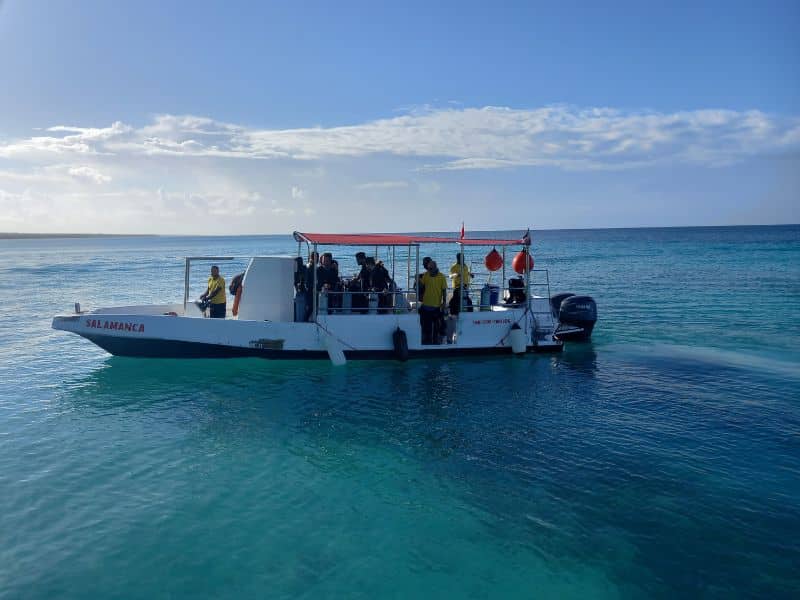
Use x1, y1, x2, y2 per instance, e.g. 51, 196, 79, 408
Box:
0, 233, 158, 240
1, 223, 797, 240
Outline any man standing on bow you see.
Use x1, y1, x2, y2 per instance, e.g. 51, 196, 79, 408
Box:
419, 260, 447, 344
199, 265, 227, 318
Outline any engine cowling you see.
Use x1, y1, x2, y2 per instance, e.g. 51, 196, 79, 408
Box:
553, 294, 597, 341
550, 292, 575, 317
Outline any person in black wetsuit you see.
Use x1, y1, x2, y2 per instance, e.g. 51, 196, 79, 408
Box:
365, 257, 393, 312
354, 252, 369, 286
316, 253, 339, 290
350, 251, 370, 312
302, 252, 319, 320
294, 257, 307, 292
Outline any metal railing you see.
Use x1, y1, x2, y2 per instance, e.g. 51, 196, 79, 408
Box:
312, 289, 415, 315
183, 256, 237, 306
306, 270, 551, 317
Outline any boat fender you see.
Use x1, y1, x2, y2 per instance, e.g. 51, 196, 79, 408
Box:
509, 323, 527, 354
392, 327, 409, 361
324, 333, 347, 366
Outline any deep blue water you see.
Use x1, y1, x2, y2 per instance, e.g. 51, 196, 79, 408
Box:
0, 226, 798, 598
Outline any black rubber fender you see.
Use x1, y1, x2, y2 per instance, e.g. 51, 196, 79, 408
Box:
392, 327, 409, 361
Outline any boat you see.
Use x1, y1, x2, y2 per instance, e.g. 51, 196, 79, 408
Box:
52, 231, 597, 363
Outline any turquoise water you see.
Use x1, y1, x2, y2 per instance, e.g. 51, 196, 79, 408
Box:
1, 226, 799, 598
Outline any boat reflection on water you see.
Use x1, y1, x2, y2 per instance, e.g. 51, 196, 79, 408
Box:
555, 344, 599, 376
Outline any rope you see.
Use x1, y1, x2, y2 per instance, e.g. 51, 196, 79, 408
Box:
314, 320, 358, 350
492, 305, 532, 347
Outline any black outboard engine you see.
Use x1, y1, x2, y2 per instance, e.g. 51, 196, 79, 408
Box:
552, 294, 597, 341
550, 292, 575, 317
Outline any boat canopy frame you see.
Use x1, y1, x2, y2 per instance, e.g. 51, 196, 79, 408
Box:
293, 231, 533, 321
293, 232, 527, 247
183, 256, 236, 307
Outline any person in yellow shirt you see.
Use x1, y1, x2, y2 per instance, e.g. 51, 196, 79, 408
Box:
200, 265, 227, 318
419, 260, 447, 344
449, 252, 472, 289
449, 252, 473, 315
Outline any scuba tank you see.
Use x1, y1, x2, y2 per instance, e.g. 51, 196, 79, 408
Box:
368, 292, 378, 314
480, 284, 491, 311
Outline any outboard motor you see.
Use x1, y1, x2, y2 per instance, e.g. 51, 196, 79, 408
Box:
552, 294, 597, 341
550, 292, 575, 317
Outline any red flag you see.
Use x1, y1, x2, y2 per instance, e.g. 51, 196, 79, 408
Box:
460, 222, 465, 240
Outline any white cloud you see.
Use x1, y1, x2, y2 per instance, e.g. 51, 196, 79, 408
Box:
0, 104, 797, 233
1, 106, 797, 170
67, 165, 111, 184
180, 191, 258, 217
271, 206, 295, 216
356, 180, 409, 189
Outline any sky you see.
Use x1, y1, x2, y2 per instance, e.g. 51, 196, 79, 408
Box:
0, 0, 798, 234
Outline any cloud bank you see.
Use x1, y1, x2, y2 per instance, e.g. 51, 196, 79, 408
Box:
2, 106, 798, 169
0, 105, 797, 232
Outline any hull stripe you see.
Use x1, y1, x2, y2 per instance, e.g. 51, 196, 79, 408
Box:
81, 333, 561, 359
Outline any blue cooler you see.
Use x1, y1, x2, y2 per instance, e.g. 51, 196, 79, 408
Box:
480, 285, 491, 311
488, 285, 500, 305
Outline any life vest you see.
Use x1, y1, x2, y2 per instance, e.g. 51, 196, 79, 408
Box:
229, 272, 245, 316
232, 284, 243, 316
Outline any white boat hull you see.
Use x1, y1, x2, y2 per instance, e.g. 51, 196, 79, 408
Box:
52, 304, 562, 360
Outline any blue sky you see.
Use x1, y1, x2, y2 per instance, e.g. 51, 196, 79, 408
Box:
0, 0, 797, 233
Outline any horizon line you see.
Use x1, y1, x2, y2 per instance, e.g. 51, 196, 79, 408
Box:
1, 223, 798, 240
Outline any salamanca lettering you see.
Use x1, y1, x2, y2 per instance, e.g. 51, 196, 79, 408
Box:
85, 319, 145, 333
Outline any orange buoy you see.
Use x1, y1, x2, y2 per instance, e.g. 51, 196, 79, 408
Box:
512, 249, 534, 274
484, 248, 503, 272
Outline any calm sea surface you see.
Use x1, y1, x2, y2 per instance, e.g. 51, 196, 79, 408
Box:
0, 226, 798, 599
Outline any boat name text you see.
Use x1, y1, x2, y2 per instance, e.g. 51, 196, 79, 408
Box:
85, 319, 145, 333
471, 318, 512, 325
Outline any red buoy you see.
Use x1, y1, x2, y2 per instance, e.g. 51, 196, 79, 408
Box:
512, 249, 534, 274
484, 248, 503, 272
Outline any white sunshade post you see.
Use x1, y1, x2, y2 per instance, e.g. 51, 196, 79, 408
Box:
406, 244, 411, 296
415, 246, 420, 303
184, 258, 190, 306
524, 247, 531, 308
458, 242, 464, 315
502, 247, 506, 296
312, 243, 318, 321
391, 246, 396, 285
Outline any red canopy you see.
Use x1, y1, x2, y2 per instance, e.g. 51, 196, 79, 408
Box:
294, 232, 529, 247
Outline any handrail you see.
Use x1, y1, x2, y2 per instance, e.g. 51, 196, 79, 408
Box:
183, 256, 237, 306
